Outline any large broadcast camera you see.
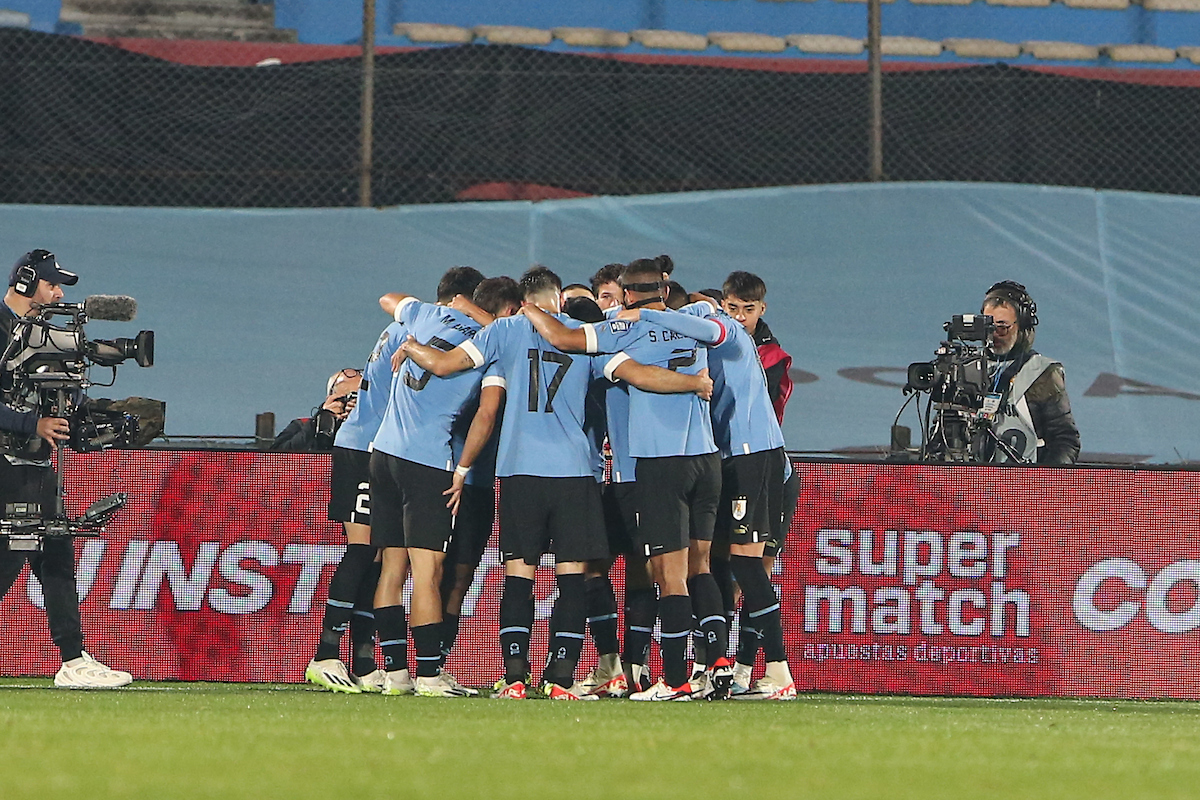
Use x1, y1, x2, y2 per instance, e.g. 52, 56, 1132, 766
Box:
896, 314, 1024, 464
0, 294, 154, 550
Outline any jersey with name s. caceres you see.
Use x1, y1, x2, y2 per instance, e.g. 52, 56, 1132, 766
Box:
643, 305, 785, 459
334, 320, 404, 453
461, 313, 603, 479
583, 314, 717, 460
371, 298, 482, 471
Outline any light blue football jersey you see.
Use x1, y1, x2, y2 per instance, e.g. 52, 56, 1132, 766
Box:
642, 306, 786, 459
334, 321, 404, 453
583, 314, 716, 459
461, 314, 603, 478
598, 307, 635, 483
371, 299, 483, 470
450, 363, 503, 486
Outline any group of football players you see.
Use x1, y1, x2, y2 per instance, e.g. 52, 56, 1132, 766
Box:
304, 255, 799, 701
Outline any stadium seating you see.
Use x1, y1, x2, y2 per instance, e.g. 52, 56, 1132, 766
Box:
13, 0, 1200, 67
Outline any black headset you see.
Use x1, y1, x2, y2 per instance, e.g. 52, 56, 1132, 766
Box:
985, 280, 1038, 330
11, 250, 55, 298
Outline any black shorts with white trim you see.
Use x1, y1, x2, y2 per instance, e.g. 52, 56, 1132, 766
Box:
715, 447, 786, 548
329, 446, 371, 525
634, 451, 721, 557
368, 450, 453, 551
498, 475, 609, 565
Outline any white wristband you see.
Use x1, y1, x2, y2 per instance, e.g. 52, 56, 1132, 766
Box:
454, 464, 471, 477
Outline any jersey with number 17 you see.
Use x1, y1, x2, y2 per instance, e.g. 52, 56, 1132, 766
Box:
461, 314, 604, 479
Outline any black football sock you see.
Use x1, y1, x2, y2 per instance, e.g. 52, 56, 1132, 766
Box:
731, 555, 785, 663
350, 559, 381, 675
658, 594, 694, 689
438, 613, 460, 670
689, 572, 729, 663
375, 604, 408, 673
710, 555, 736, 631
585, 575, 620, 657
736, 601, 763, 667
500, 575, 534, 684
622, 587, 656, 667
411, 623, 442, 678
315, 543, 373, 662
546, 573, 586, 688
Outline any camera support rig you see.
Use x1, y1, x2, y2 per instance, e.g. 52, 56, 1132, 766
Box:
0, 298, 152, 551
899, 314, 1027, 464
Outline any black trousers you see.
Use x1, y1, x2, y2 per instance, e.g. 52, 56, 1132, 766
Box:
0, 458, 83, 663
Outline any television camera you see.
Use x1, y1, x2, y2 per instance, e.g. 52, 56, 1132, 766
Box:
0, 295, 154, 550
895, 314, 1025, 464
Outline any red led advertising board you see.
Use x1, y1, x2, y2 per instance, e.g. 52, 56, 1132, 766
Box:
1, 451, 1198, 698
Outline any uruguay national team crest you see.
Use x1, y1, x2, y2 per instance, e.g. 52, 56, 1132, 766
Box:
732, 497, 747, 520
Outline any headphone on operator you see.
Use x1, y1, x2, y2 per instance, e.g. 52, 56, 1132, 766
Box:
10, 250, 53, 298
984, 280, 1038, 331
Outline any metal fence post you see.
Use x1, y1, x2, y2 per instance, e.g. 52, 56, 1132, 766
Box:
359, 0, 376, 207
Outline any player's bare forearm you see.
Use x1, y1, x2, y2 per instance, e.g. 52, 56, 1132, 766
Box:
614, 361, 713, 399
523, 303, 587, 352
458, 385, 504, 471
450, 294, 494, 326
401, 337, 475, 376
379, 292, 414, 317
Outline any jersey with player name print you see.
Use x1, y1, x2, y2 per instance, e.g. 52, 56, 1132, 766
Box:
371, 298, 483, 470
334, 320, 404, 453
641, 305, 785, 459
461, 313, 604, 478
583, 314, 717, 459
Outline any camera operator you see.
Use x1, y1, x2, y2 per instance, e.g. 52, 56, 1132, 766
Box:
980, 281, 1080, 465
270, 369, 362, 452
0, 250, 132, 688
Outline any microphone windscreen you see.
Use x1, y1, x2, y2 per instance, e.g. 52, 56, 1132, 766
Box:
84, 295, 137, 322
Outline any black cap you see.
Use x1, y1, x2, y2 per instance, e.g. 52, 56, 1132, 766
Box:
10, 250, 79, 289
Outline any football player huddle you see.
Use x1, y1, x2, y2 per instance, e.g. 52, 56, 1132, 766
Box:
305, 256, 797, 702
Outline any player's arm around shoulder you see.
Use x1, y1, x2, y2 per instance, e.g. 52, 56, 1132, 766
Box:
401, 335, 477, 377
609, 355, 713, 400
522, 302, 590, 352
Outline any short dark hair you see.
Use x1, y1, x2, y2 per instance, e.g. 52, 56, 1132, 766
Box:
722, 271, 766, 303
520, 265, 561, 299
665, 280, 688, 310
562, 295, 605, 324
590, 263, 625, 294
562, 283, 594, 298
437, 266, 485, 303
621, 256, 670, 287
473, 276, 523, 316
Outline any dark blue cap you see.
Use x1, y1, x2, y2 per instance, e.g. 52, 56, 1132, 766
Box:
9, 249, 79, 289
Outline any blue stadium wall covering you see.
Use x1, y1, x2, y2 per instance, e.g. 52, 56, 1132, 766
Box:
1, 182, 1197, 462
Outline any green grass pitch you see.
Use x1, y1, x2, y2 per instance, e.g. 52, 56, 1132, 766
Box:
3, 679, 1199, 800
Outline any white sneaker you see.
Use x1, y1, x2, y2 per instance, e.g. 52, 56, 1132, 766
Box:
440, 670, 479, 696
543, 681, 600, 701
629, 677, 696, 702
414, 671, 473, 698
305, 658, 361, 694
381, 669, 414, 696
732, 661, 753, 693
54, 652, 132, 689
355, 668, 388, 693
733, 675, 797, 701
580, 654, 628, 698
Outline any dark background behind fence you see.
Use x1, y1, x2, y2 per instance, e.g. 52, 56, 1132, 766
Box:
3, 28, 1200, 208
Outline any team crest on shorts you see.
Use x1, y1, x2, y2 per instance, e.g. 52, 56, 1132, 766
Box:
732, 498, 747, 520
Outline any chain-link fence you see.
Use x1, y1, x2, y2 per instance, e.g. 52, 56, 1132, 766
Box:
3, 27, 1200, 208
